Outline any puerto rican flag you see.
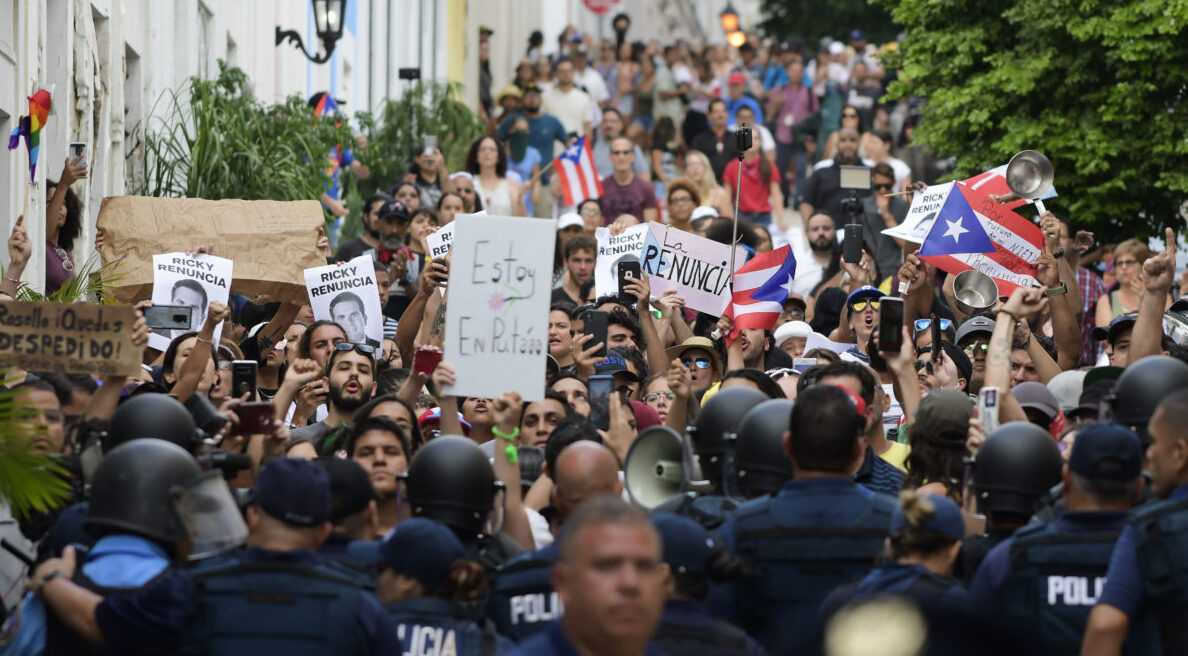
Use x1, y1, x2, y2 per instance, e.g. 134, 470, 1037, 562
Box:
917, 183, 1044, 295
722, 245, 797, 342
553, 136, 603, 206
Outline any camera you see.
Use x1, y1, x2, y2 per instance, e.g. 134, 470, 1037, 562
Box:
838, 165, 872, 221
734, 125, 753, 155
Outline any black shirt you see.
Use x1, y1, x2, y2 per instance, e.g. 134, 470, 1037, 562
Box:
690, 128, 738, 182
799, 163, 870, 227
334, 237, 375, 263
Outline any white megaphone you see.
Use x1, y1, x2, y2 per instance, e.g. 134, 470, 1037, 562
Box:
624, 425, 712, 510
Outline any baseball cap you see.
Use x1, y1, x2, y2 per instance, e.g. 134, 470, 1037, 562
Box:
783, 293, 807, 311
937, 341, 972, 386
347, 517, 466, 588
727, 71, 746, 85
378, 198, 410, 222
828, 41, 845, 56
891, 493, 964, 541
1083, 365, 1124, 389
314, 457, 376, 524
845, 286, 882, 316
1091, 313, 1136, 344
630, 400, 662, 431
1047, 370, 1087, 414
911, 389, 973, 443
1068, 422, 1142, 482
652, 512, 715, 576
1170, 298, 1188, 314
850, 29, 867, 41
557, 213, 584, 231
774, 320, 813, 348
1012, 381, 1060, 420
252, 458, 332, 527
690, 206, 718, 226
1071, 380, 1115, 419
955, 316, 996, 345
594, 354, 639, 381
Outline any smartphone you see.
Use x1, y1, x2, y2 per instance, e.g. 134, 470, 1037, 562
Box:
69, 142, 87, 166
233, 402, 274, 435
978, 386, 1000, 435
423, 135, 437, 155
878, 297, 905, 353
793, 358, 817, 373
617, 261, 641, 301
843, 224, 864, 264
588, 374, 614, 431
583, 310, 608, 358
230, 361, 258, 399
929, 313, 942, 362
144, 305, 193, 330
413, 347, 443, 375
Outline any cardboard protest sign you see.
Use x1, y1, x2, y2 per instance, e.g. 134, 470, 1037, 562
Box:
148, 253, 233, 352
594, 224, 650, 298
639, 224, 747, 316
97, 196, 326, 305
881, 182, 954, 244
442, 214, 556, 402
304, 254, 383, 348
425, 222, 457, 259
0, 302, 140, 377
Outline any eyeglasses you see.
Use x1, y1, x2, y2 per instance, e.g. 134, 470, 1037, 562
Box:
873, 183, 893, 191
681, 357, 713, 369
914, 361, 935, 374
1114, 259, 1138, 268
842, 112, 859, 118
782, 308, 805, 320
611, 149, 633, 156
914, 318, 953, 332
478, 146, 500, 153
963, 343, 990, 354
644, 391, 676, 403
581, 207, 603, 216
850, 300, 880, 313
335, 342, 377, 357
669, 195, 694, 204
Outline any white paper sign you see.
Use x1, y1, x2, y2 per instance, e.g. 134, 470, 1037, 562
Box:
639, 224, 747, 316
881, 182, 955, 244
442, 214, 556, 402
304, 254, 383, 348
426, 222, 457, 259
149, 253, 233, 351
804, 331, 855, 356
594, 223, 650, 298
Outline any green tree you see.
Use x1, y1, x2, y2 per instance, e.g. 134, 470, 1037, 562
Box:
760, 0, 898, 49
878, 0, 1188, 239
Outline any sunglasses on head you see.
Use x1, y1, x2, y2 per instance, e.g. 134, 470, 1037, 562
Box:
335, 342, 377, 357
681, 357, 713, 369
850, 300, 880, 313
914, 318, 953, 332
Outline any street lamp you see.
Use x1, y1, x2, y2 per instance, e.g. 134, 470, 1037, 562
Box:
276, 0, 348, 65
727, 31, 747, 48
719, 2, 740, 34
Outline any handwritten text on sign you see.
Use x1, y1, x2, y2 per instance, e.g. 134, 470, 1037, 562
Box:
0, 302, 141, 377
640, 224, 747, 316
443, 214, 556, 402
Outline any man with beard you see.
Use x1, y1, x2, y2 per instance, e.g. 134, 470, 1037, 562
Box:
792, 211, 840, 297
333, 193, 394, 263
798, 127, 867, 228
552, 235, 597, 306
290, 344, 376, 454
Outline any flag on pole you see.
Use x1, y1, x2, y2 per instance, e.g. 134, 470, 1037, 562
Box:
8, 89, 52, 183
553, 136, 603, 207
722, 245, 797, 341
917, 183, 1044, 295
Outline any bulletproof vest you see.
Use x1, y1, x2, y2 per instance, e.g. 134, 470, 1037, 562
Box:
45, 560, 170, 656
998, 521, 1121, 656
388, 597, 505, 656
731, 491, 894, 653
1130, 498, 1188, 655
486, 547, 562, 642
653, 618, 752, 656
181, 559, 368, 655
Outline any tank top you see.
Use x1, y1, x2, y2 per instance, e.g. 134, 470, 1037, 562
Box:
478, 177, 513, 216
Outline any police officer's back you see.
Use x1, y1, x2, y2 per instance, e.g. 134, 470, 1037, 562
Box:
715, 385, 895, 653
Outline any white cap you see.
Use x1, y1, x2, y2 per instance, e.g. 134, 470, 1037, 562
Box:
1047, 370, 1087, 413
557, 213, 584, 230
828, 41, 845, 56
691, 205, 718, 222
773, 320, 813, 347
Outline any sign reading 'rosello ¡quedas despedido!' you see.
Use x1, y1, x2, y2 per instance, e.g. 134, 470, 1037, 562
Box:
0, 302, 141, 376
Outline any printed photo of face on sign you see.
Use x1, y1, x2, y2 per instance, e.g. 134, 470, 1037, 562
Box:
148, 253, 234, 352
304, 254, 383, 349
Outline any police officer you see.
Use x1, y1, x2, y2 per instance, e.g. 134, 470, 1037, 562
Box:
715, 384, 896, 653
970, 422, 1142, 655
651, 513, 767, 656
2, 439, 203, 656
313, 456, 378, 566
960, 422, 1063, 580
733, 399, 794, 499
27, 458, 400, 654
350, 517, 512, 655
1085, 389, 1188, 655
1108, 355, 1188, 446
488, 441, 622, 641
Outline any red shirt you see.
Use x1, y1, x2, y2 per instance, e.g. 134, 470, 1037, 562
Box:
722, 157, 777, 213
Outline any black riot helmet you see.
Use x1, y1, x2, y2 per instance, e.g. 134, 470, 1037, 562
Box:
106, 394, 200, 453
734, 399, 794, 497
402, 436, 504, 539
973, 422, 1062, 518
688, 387, 768, 482
86, 438, 203, 546
1110, 355, 1188, 445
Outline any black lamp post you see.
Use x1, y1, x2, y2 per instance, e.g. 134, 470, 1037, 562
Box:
276, 0, 347, 65
719, 2, 740, 33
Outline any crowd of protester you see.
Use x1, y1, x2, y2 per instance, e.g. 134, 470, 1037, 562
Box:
2, 14, 1188, 656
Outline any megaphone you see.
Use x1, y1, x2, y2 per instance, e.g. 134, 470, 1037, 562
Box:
624, 426, 710, 510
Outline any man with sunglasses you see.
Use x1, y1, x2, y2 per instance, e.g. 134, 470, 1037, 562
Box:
290, 343, 377, 453
598, 136, 658, 223
858, 162, 908, 280
912, 316, 956, 352
955, 316, 995, 394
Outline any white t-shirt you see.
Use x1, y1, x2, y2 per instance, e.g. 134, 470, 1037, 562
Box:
542, 86, 593, 138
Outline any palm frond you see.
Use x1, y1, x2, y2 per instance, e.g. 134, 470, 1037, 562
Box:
0, 380, 72, 518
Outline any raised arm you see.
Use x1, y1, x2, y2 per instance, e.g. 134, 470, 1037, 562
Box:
1130, 227, 1177, 363
986, 288, 1046, 424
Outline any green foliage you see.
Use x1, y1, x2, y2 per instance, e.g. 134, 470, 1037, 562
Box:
0, 380, 72, 518
760, 0, 898, 47
10, 253, 125, 304
878, 0, 1188, 240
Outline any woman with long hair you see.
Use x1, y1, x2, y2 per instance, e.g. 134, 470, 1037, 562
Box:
464, 136, 524, 216
904, 389, 974, 503
822, 104, 865, 162
683, 150, 732, 217
435, 191, 466, 226
45, 156, 88, 295
665, 178, 701, 234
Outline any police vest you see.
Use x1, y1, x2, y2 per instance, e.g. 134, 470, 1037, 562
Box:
653, 618, 752, 656
731, 491, 894, 653
182, 559, 369, 655
44, 564, 171, 656
388, 597, 508, 656
655, 493, 738, 530
997, 521, 1120, 656
486, 548, 562, 642
1130, 498, 1188, 655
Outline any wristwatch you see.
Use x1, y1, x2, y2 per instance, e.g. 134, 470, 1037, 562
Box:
1044, 281, 1068, 297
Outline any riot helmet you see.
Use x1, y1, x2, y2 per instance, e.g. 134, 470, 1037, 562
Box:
687, 387, 768, 483
734, 399, 794, 497
1110, 355, 1188, 444
401, 435, 505, 539
85, 438, 203, 545
973, 422, 1062, 517
106, 394, 200, 453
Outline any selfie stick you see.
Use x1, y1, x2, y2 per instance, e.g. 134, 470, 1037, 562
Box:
728, 125, 751, 288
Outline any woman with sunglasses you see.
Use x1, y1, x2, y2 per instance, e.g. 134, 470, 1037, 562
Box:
821, 104, 866, 163
665, 337, 722, 395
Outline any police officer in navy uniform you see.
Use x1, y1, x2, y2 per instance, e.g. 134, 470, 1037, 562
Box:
650, 512, 768, 656
733, 399, 794, 499
488, 441, 622, 642
971, 422, 1142, 655
1085, 387, 1188, 655
27, 457, 400, 655
313, 456, 378, 569
714, 384, 896, 653
350, 517, 512, 655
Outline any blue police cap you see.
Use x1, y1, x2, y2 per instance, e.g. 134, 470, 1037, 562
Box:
890, 493, 964, 542
652, 512, 715, 576
253, 458, 332, 527
348, 517, 466, 589
1069, 421, 1142, 482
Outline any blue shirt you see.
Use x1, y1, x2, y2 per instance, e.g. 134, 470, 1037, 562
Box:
854, 444, 906, 497
657, 599, 768, 656
505, 621, 665, 656
1, 534, 171, 656
509, 147, 543, 214
723, 96, 765, 127
496, 113, 569, 182
1098, 484, 1188, 618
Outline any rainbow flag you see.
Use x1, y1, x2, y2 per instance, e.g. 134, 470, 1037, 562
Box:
7, 89, 52, 183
